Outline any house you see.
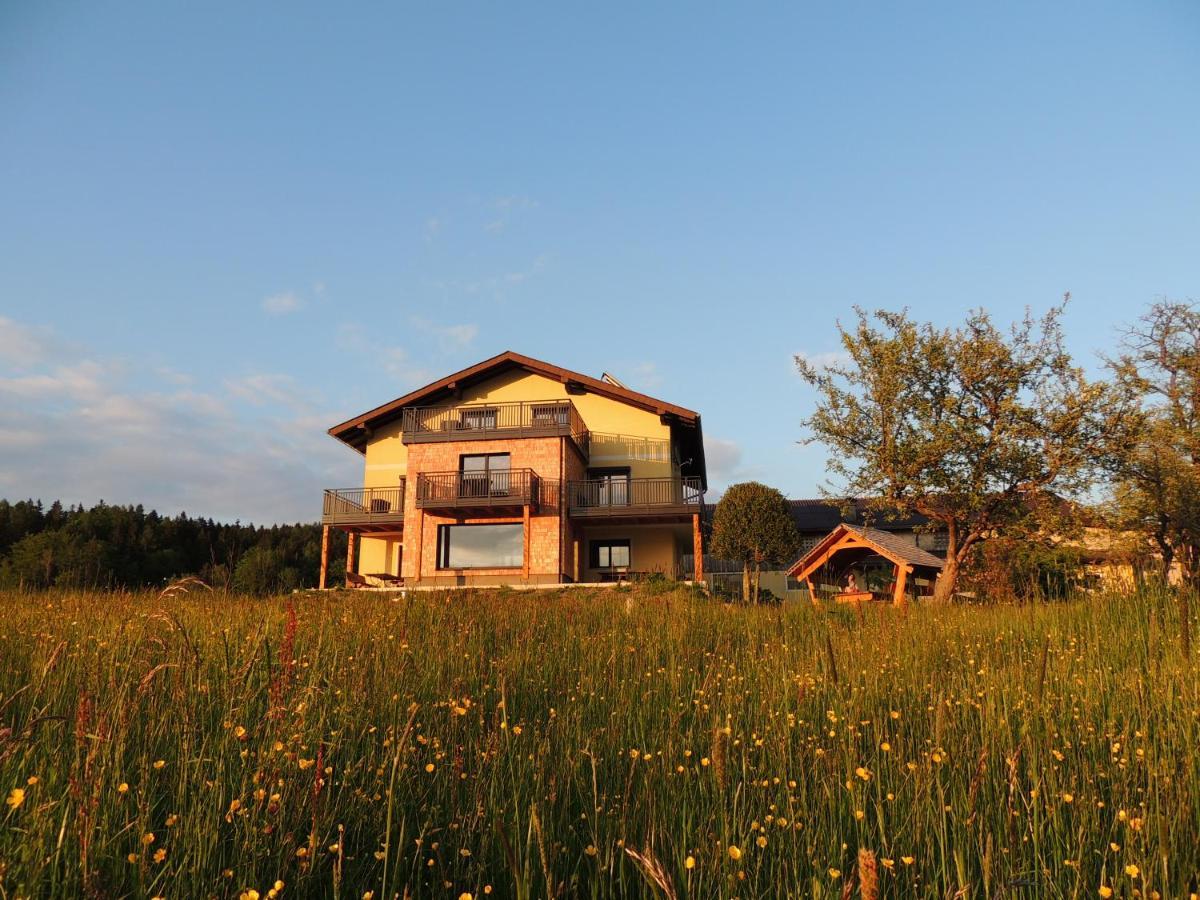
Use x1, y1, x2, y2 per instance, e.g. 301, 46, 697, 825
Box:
320, 351, 707, 588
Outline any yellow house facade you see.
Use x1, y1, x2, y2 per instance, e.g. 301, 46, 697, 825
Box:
320, 352, 707, 588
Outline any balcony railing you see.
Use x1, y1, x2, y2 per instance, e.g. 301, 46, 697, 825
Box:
567, 476, 704, 517
400, 400, 589, 454
415, 468, 540, 511
322, 484, 406, 527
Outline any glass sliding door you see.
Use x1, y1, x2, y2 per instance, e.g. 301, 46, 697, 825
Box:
460, 453, 510, 499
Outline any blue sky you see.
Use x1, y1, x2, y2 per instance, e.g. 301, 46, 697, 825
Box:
1, 2, 1197, 523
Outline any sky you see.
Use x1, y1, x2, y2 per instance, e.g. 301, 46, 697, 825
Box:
1, 2, 1198, 523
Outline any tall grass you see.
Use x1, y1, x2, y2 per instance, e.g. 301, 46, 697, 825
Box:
0, 584, 1196, 898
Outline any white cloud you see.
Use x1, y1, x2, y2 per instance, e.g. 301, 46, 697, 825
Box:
409, 317, 478, 352
262, 291, 303, 315
0, 316, 359, 523
795, 349, 852, 370
225, 373, 312, 412
705, 437, 744, 486
0, 316, 54, 368
335, 324, 435, 389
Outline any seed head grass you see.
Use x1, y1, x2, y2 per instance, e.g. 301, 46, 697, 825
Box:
0, 583, 1196, 897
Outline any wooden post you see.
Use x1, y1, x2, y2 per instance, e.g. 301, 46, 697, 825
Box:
413, 510, 424, 583
893, 563, 909, 609
805, 578, 818, 606
692, 513, 703, 583
522, 504, 531, 580
319, 525, 330, 590
346, 531, 358, 581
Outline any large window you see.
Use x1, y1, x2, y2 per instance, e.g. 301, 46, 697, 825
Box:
437, 523, 524, 569
589, 538, 631, 570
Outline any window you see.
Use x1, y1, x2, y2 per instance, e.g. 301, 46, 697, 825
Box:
437, 523, 524, 569
590, 539, 631, 570
459, 407, 497, 430
459, 453, 510, 498
531, 403, 569, 426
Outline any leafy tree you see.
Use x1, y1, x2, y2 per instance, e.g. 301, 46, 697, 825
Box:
1109, 301, 1200, 584
0, 498, 343, 592
710, 482, 800, 603
797, 303, 1129, 602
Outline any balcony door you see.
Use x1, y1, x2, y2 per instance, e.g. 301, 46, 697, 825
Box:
588, 467, 630, 507
460, 453, 510, 499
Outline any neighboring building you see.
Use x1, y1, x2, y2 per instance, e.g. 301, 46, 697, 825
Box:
320, 351, 707, 588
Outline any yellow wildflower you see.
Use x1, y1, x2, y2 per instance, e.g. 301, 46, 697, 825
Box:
728, 845, 742, 861
6, 788, 24, 810
685, 855, 695, 869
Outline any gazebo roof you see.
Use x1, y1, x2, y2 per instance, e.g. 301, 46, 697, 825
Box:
787, 522, 945, 581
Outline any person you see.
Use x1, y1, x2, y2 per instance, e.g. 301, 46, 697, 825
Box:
844, 572, 859, 593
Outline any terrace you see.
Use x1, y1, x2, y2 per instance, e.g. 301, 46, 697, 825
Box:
321, 484, 406, 532
567, 476, 704, 520
399, 400, 589, 455
415, 468, 540, 513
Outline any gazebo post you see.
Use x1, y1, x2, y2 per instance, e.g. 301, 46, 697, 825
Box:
892, 563, 909, 608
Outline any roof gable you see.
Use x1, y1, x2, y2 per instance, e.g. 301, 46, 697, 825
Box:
787, 523, 945, 580
327, 351, 704, 469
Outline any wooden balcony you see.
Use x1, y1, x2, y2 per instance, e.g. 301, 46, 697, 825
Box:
400, 400, 589, 455
567, 476, 704, 521
415, 469, 540, 514
322, 485, 405, 532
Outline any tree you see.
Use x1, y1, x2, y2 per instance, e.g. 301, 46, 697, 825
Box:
1109, 301, 1200, 585
710, 482, 800, 603
796, 302, 1129, 602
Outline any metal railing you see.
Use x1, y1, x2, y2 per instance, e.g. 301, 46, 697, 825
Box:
415, 468, 540, 509
322, 484, 406, 525
567, 476, 704, 516
400, 400, 589, 453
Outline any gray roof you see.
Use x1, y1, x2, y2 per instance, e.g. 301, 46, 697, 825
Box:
845, 525, 946, 569
789, 522, 945, 575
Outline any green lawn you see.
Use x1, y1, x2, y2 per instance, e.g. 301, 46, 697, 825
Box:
0, 583, 1196, 898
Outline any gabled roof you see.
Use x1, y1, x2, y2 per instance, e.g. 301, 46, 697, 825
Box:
787, 523, 945, 580
327, 351, 706, 483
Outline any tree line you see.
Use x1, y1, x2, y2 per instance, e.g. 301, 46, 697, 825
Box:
0, 499, 347, 594
711, 298, 1200, 604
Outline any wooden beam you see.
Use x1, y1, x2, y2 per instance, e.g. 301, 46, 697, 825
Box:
346, 531, 358, 579
692, 512, 703, 583
893, 563, 910, 609
319, 525, 330, 590
522, 504, 531, 579
805, 577, 817, 606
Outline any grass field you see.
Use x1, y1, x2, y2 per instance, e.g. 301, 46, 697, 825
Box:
0, 583, 1196, 899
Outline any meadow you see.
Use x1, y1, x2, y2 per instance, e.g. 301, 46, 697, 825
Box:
0, 583, 1196, 899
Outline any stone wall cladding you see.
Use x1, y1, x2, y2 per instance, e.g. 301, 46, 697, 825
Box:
402, 437, 570, 583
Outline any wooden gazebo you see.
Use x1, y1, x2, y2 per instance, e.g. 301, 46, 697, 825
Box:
787, 523, 945, 607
